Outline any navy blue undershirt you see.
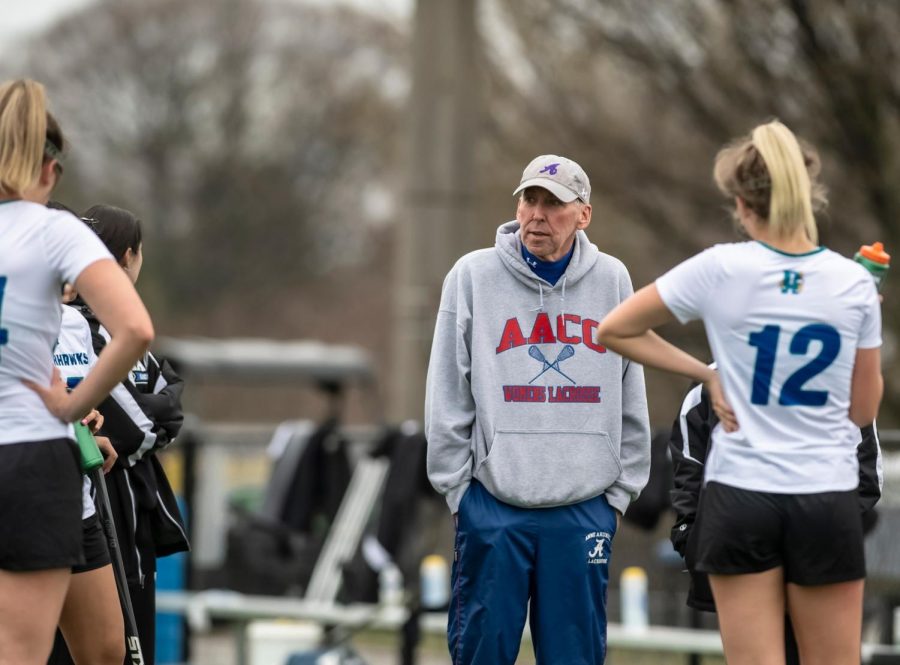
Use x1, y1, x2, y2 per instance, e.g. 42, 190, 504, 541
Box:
521, 243, 574, 286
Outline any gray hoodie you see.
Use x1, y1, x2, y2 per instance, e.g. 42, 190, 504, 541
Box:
425, 221, 651, 515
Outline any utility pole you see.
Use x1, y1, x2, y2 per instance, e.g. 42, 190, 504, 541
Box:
389, 0, 482, 421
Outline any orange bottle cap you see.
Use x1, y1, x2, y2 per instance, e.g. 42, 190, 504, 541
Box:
860, 242, 890, 265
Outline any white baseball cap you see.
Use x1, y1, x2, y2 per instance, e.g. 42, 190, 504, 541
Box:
512, 154, 591, 204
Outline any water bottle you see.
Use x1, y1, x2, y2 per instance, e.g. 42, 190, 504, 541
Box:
419, 554, 450, 610
619, 566, 648, 631
378, 564, 404, 607
854, 241, 890, 291
73, 421, 104, 472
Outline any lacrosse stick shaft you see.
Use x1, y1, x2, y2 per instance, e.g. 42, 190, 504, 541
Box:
90, 466, 145, 664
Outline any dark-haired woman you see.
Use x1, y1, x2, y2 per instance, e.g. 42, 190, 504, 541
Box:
67, 204, 188, 665
39, 202, 125, 665
0, 79, 153, 665
596, 121, 882, 665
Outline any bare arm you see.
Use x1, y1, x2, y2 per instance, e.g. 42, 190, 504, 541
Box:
26, 259, 153, 422
596, 283, 738, 432
849, 347, 882, 427
595, 284, 714, 382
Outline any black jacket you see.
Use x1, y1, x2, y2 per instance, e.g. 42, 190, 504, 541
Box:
668, 382, 881, 612
71, 302, 190, 584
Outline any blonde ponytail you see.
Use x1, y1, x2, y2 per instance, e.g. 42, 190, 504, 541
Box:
714, 120, 826, 245
751, 121, 818, 244
0, 79, 49, 197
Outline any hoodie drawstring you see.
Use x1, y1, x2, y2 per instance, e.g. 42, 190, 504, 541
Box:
530, 281, 545, 312
530, 274, 567, 315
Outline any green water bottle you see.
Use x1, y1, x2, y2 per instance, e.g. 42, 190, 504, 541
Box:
73, 421, 104, 472
854, 241, 890, 292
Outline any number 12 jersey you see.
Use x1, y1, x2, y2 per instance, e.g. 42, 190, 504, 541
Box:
657, 241, 881, 493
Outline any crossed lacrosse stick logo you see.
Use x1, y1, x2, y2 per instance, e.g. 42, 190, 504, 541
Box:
528, 344, 576, 384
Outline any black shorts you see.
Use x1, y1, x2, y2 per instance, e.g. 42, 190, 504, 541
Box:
690, 482, 865, 585
73, 512, 111, 573
0, 438, 84, 571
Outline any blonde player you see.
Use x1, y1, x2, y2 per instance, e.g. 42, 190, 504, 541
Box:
0, 79, 153, 665
596, 120, 882, 665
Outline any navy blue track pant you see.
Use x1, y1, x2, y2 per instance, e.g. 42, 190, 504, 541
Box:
449, 480, 617, 665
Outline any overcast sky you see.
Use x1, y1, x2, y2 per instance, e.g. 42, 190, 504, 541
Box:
1, 0, 97, 40
1, 0, 410, 42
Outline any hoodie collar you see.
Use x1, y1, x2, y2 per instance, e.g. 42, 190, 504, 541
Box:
494, 220, 599, 290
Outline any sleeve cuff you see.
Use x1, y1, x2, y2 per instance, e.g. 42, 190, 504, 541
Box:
604, 486, 632, 515
445, 480, 472, 514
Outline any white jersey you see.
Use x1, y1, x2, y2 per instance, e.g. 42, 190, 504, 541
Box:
657, 241, 881, 493
0, 200, 111, 445
54, 305, 100, 519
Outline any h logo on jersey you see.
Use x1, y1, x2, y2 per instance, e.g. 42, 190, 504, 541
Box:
780, 270, 804, 294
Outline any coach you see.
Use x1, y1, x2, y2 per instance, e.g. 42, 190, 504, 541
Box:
425, 154, 651, 665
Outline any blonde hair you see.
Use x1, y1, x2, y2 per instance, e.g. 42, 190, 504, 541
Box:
713, 120, 826, 244
0, 79, 63, 197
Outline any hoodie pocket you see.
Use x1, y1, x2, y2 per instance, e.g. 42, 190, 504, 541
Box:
477, 429, 622, 507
